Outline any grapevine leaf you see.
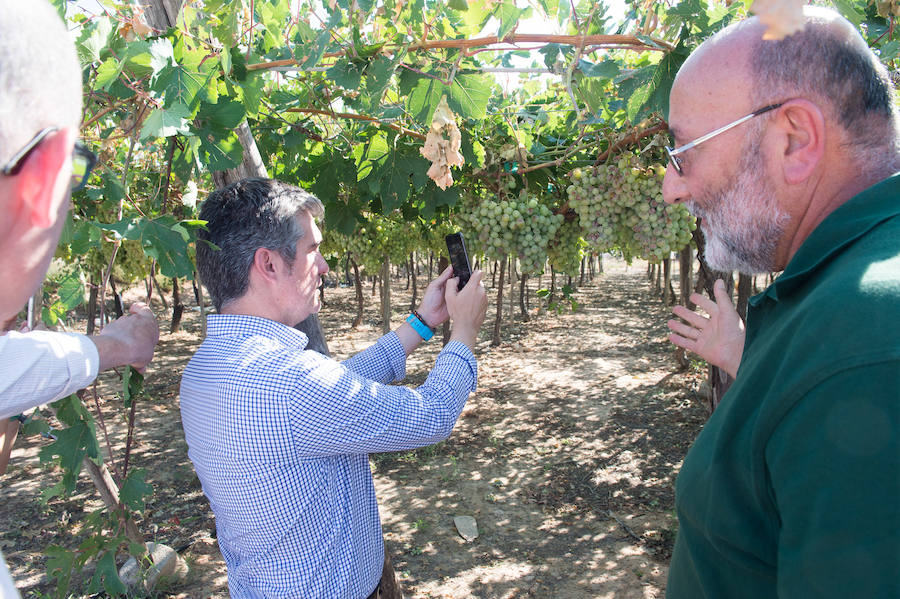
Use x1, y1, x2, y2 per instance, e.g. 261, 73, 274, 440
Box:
122, 41, 154, 79
60, 215, 101, 254
406, 75, 445, 123
377, 154, 423, 212
298, 28, 332, 69
95, 57, 123, 91
454, 2, 493, 35
879, 39, 900, 60
364, 56, 399, 110
140, 216, 196, 278
95, 217, 141, 241
495, 1, 528, 40
539, 43, 564, 69
448, 0, 468, 10
140, 103, 191, 140
119, 468, 153, 512
38, 419, 100, 494
241, 73, 266, 118
122, 366, 144, 408
88, 551, 128, 597
354, 133, 391, 182
152, 45, 209, 110
22, 417, 50, 437
50, 0, 66, 18
578, 58, 620, 79
664, 0, 709, 30
324, 200, 364, 235
76, 16, 113, 64
57, 270, 85, 312
195, 128, 243, 171
420, 184, 460, 218
148, 38, 176, 76
460, 131, 485, 170
45, 545, 78, 594
196, 99, 246, 131
638, 43, 689, 120
831, 0, 865, 26
328, 58, 364, 91
449, 73, 492, 120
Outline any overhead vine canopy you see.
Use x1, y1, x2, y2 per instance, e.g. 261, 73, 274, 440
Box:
60, 0, 894, 273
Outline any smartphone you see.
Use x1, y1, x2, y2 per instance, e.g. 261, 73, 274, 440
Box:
445, 232, 472, 290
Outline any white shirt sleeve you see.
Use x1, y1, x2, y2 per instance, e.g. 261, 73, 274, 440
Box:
0, 551, 21, 599
0, 330, 100, 419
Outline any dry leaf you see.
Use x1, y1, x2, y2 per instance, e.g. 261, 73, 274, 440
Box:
420, 96, 464, 190
751, 0, 806, 41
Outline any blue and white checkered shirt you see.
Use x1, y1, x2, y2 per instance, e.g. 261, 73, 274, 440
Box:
179, 314, 477, 598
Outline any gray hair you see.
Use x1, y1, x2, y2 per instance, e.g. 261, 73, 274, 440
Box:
196, 178, 325, 312
746, 8, 900, 173
0, 2, 82, 164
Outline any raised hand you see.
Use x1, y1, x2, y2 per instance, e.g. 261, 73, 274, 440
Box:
667, 279, 745, 377
94, 302, 160, 372
445, 269, 488, 350
415, 265, 454, 328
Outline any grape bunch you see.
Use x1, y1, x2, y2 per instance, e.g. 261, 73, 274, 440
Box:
456, 191, 564, 275
547, 219, 587, 277
875, 0, 900, 18
329, 214, 424, 273
565, 152, 695, 263
422, 219, 460, 262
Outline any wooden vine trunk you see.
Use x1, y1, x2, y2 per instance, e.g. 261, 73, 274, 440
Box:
519, 273, 529, 321
380, 256, 392, 335
409, 253, 418, 312
351, 259, 364, 328
675, 245, 694, 369
492, 259, 506, 346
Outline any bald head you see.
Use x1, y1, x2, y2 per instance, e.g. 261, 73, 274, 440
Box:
674, 6, 899, 171
0, 2, 82, 164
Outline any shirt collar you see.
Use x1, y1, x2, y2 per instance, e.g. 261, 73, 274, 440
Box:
752, 172, 900, 305
205, 313, 310, 349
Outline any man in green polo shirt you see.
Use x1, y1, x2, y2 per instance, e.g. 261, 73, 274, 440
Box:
661, 6, 900, 598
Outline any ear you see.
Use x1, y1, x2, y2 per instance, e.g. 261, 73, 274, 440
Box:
774, 99, 825, 185
250, 247, 283, 286
13, 128, 73, 229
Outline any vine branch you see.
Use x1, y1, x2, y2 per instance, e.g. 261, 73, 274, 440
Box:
285, 107, 427, 140
247, 33, 673, 72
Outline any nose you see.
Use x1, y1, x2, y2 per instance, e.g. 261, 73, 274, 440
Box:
317, 252, 330, 275
662, 164, 690, 205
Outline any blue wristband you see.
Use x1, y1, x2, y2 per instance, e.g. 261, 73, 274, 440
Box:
406, 313, 434, 341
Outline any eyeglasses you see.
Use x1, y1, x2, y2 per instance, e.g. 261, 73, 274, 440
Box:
665, 103, 784, 175
1, 127, 98, 191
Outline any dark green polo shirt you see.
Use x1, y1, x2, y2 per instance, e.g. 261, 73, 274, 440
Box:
667, 174, 900, 598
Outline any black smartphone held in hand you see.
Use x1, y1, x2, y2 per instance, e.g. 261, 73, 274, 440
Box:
445, 232, 472, 290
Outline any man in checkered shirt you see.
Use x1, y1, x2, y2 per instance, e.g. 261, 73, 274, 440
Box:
180, 178, 487, 599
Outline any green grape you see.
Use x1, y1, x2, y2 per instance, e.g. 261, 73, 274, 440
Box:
565, 152, 696, 263
455, 189, 564, 275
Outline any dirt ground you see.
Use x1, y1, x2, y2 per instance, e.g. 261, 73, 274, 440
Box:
0, 256, 708, 598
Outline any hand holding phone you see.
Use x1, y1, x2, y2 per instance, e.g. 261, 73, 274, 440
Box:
445, 232, 472, 291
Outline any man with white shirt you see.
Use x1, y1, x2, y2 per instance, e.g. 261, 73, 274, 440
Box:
0, 2, 160, 595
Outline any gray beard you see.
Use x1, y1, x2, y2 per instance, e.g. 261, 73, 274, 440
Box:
686, 160, 789, 275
